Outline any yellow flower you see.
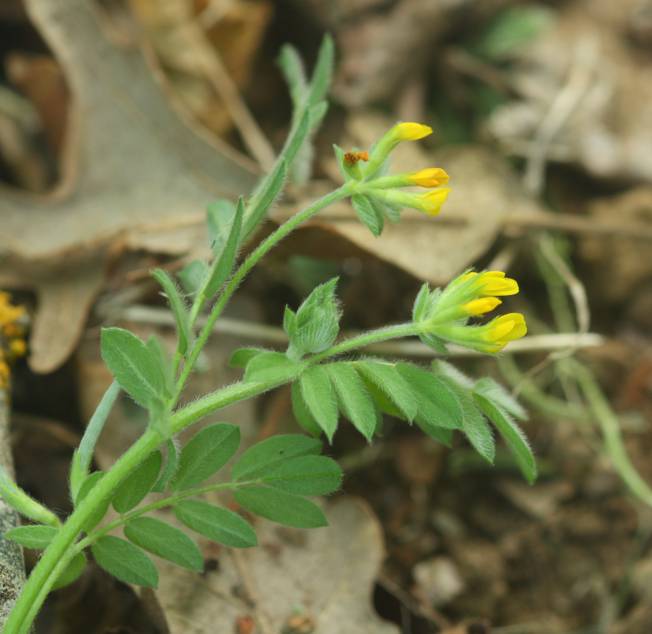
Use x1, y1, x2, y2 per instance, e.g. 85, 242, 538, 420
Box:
418, 188, 451, 216
482, 313, 527, 351
9, 339, 26, 358
394, 122, 433, 141
408, 167, 449, 187
462, 297, 502, 316
460, 271, 518, 296
0, 359, 8, 389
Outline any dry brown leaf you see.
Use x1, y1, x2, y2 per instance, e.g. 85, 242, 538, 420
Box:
130, 0, 272, 139
0, 0, 256, 373
579, 187, 652, 303
154, 497, 399, 634
488, 0, 652, 184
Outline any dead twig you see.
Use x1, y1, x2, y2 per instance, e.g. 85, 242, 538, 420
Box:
523, 39, 599, 195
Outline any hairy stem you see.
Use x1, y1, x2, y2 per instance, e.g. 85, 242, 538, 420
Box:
175, 185, 352, 402
310, 323, 418, 364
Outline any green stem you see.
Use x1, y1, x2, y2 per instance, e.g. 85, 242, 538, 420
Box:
310, 323, 418, 364
3, 429, 161, 633
174, 185, 352, 403
4, 378, 274, 633
497, 356, 587, 422
16, 550, 76, 634
7, 218, 419, 632
569, 360, 652, 508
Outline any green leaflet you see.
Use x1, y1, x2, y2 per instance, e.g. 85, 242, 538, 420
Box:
151, 268, 192, 355
100, 327, 167, 408
206, 198, 236, 255
178, 260, 209, 296
474, 393, 536, 484
299, 365, 339, 441
92, 535, 158, 588
355, 360, 418, 421
228, 347, 266, 369
291, 381, 322, 437
232, 434, 322, 482
285, 278, 341, 360
152, 439, 179, 493
3, 525, 58, 550
327, 363, 378, 440
258, 455, 342, 496
234, 487, 327, 529
172, 423, 240, 491
52, 552, 87, 590
243, 351, 303, 384
474, 377, 527, 421
438, 375, 495, 464
112, 450, 162, 513
396, 363, 462, 431
202, 197, 245, 299
278, 44, 308, 105
174, 500, 257, 549
124, 517, 203, 572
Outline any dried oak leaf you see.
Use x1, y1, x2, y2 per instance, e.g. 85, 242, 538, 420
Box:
154, 497, 399, 634
0, 0, 256, 373
487, 0, 652, 183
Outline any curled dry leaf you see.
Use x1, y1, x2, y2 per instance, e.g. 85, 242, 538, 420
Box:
487, 0, 652, 184
0, 0, 256, 373
154, 497, 399, 634
579, 187, 652, 303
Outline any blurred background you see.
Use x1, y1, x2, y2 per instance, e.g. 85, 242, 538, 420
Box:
2, 0, 652, 632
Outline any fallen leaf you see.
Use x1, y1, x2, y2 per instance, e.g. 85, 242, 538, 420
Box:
579, 187, 652, 302
0, 0, 256, 372
487, 0, 652, 184
154, 497, 399, 634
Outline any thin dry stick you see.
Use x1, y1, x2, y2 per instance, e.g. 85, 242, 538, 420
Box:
523, 39, 598, 195
269, 204, 652, 241
115, 305, 605, 357
179, 12, 276, 170
538, 234, 590, 334
0, 388, 26, 628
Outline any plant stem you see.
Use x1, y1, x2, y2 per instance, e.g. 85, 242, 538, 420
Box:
3, 429, 161, 633
175, 185, 352, 402
5, 365, 301, 633
310, 323, 419, 363
569, 360, 652, 508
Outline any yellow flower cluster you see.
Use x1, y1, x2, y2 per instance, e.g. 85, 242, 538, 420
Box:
418, 271, 527, 353
0, 292, 27, 388
342, 121, 452, 219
